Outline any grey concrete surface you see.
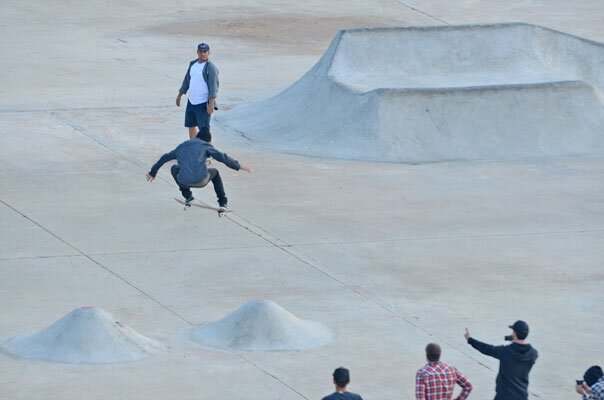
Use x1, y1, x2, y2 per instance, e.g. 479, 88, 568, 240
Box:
1, 1, 603, 400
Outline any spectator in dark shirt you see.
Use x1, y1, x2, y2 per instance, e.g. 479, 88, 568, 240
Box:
322, 367, 364, 400
465, 320, 538, 400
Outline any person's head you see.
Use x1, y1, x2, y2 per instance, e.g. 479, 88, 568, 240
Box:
509, 320, 529, 340
584, 366, 604, 387
425, 343, 441, 362
332, 367, 350, 389
197, 43, 210, 62
196, 127, 211, 142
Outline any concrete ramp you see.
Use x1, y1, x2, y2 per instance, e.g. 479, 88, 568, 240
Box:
219, 23, 604, 162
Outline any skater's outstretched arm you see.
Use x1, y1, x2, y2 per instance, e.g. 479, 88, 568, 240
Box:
207, 148, 251, 173
146, 149, 177, 181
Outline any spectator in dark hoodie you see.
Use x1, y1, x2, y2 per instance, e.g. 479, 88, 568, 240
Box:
146, 127, 251, 210
464, 320, 538, 400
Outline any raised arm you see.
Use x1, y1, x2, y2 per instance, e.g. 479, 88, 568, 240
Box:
465, 328, 504, 359
467, 337, 505, 359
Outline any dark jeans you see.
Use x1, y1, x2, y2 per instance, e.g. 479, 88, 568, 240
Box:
171, 164, 227, 206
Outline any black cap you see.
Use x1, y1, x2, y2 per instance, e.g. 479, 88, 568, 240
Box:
584, 366, 604, 386
509, 320, 529, 339
197, 43, 210, 51
333, 367, 350, 386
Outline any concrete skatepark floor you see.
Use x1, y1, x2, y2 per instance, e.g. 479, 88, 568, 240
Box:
1, 1, 603, 399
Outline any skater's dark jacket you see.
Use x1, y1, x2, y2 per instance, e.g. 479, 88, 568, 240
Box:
149, 138, 240, 185
468, 337, 538, 400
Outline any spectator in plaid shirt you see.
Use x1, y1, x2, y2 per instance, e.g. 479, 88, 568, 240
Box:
416, 343, 473, 400
576, 366, 604, 400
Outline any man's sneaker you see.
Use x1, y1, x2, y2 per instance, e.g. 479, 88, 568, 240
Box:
185, 195, 195, 205
218, 204, 228, 212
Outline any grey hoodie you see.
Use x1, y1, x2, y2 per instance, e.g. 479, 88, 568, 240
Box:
468, 337, 538, 400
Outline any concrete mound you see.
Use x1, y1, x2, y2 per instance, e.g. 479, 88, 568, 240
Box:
219, 23, 604, 162
1, 307, 162, 364
191, 300, 334, 351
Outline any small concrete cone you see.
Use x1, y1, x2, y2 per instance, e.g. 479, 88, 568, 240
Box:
191, 300, 334, 351
1, 306, 162, 364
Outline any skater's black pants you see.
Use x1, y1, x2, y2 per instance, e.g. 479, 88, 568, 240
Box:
171, 164, 227, 206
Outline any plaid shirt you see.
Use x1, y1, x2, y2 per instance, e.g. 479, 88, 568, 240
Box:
584, 377, 604, 400
416, 361, 473, 400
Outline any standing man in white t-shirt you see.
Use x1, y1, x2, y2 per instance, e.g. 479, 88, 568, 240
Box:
176, 43, 220, 139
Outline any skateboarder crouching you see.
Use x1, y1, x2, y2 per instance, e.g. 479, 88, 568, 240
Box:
146, 127, 251, 210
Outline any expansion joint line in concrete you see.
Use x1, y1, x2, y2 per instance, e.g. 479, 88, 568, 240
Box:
48, 111, 149, 171
48, 110, 188, 203
0, 198, 194, 327
37, 108, 528, 392
0, 105, 173, 113
391, 0, 450, 25
0, 254, 84, 262
291, 228, 604, 247
288, 246, 498, 371
222, 216, 550, 397
223, 212, 498, 372
240, 356, 311, 400
0, 114, 310, 399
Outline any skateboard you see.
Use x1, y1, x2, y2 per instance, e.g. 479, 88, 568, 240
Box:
174, 198, 233, 217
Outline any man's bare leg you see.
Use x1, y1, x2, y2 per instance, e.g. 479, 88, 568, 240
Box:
188, 127, 197, 139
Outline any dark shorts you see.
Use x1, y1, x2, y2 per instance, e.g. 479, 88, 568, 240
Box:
185, 100, 210, 128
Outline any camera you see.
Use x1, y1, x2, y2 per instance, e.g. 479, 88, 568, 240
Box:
504, 335, 513, 341
576, 380, 584, 385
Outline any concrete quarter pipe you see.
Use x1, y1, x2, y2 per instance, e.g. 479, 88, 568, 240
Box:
219, 23, 604, 162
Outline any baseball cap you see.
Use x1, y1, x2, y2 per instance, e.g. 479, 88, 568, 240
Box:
509, 320, 529, 339
333, 367, 350, 385
197, 43, 210, 51
584, 366, 603, 386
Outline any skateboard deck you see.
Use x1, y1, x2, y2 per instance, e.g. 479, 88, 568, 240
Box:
174, 198, 233, 216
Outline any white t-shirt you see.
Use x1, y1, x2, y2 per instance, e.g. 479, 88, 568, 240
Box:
188, 61, 209, 105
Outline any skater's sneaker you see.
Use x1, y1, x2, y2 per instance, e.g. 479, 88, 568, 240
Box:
185, 195, 195, 205
217, 204, 228, 212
